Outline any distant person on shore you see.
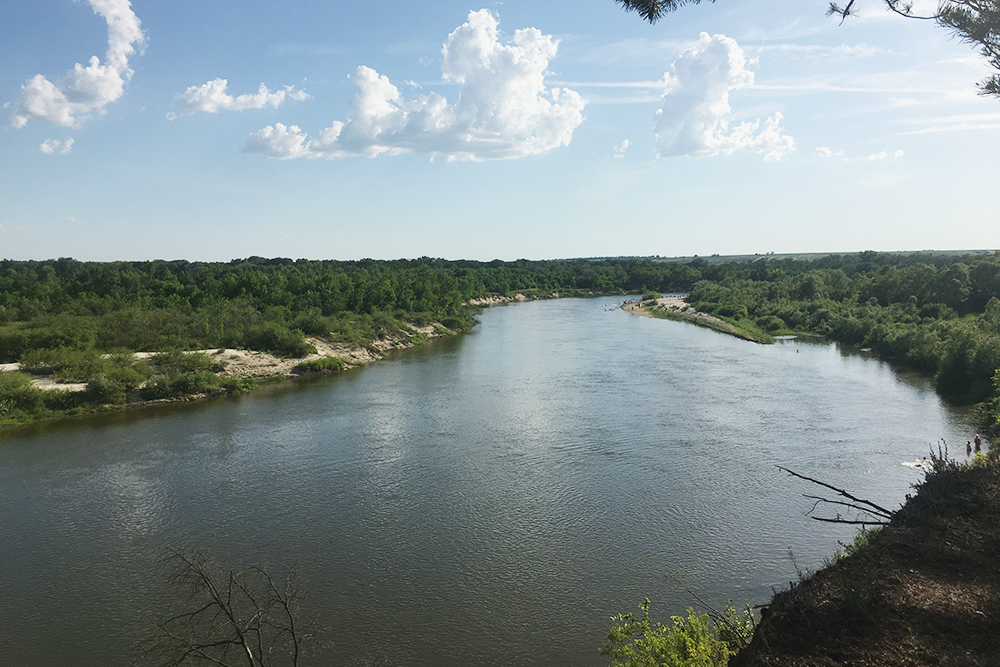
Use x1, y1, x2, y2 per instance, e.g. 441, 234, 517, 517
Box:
967, 441, 973, 456
974, 434, 982, 453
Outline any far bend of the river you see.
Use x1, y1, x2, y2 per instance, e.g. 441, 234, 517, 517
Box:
0, 297, 976, 667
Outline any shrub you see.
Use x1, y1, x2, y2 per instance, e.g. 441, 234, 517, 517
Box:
171, 371, 218, 395
293, 357, 351, 374
600, 599, 731, 667
0, 372, 48, 422
86, 373, 127, 404
150, 351, 225, 375
242, 323, 316, 358
756, 315, 786, 332
140, 371, 219, 400
291, 309, 331, 336
105, 366, 146, 390
141, 375, 173, 400
19, 347, 109, 382
441, 314, 475, 331
218, 376, 258, 394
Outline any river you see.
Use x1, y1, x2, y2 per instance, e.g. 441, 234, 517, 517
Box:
0, 297, 974, 666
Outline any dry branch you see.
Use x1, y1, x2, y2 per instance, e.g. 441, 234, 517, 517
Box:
778, 466, 895, 526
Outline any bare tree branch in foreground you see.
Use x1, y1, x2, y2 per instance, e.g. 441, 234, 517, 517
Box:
134, 549, 308, 667
777, 466, 896, 526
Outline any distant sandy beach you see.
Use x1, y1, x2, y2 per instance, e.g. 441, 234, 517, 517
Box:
622, 295, 756, 341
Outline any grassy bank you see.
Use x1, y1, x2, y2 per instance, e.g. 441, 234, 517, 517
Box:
633, 296, 773, 343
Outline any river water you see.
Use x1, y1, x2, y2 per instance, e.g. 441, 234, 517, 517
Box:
0, 297, 974, 666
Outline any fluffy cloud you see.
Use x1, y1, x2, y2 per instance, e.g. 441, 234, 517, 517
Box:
10, 0, 144, 128
244, 10, 585, 161
171, 79, 310, 116
655, 33, 794, 161
40, 138, 74, 155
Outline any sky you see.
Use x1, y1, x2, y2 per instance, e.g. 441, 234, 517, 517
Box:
1, 0, 998, 262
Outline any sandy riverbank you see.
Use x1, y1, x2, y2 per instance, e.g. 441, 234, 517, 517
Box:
0, 323, 447, 393
621, 295, 760, 342
621, 295, 726, 327
468, 292, 567, 306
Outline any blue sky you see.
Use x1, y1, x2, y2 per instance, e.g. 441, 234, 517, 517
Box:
2, 0, 997, 261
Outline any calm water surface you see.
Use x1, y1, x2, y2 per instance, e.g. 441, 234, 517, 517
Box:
0, 297, 974, 666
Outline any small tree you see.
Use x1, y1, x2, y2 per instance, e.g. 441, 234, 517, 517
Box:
135, 550, 308, 667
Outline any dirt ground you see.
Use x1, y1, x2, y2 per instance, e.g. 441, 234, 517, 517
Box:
732, 456, 1000, 667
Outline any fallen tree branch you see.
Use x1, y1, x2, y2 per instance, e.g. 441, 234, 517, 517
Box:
802, 494, 894, 520
809, 517, 890, 525
778, 466, 896, 525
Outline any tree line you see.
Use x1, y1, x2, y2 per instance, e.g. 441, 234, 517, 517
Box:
1, 252, 998, 434
677, 251, 1000, 433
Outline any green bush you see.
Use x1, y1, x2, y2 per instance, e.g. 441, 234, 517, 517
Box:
441, 314, 475, 331
291, 309, 331, 336
18, 347, 108, 382
0, 372, 48, 422
150, 351, 225, 375
218, 376, 258, 394
756, 315, 785, 332
141, 375, 173, 401
140, 371, 219, 400
86, 373, 127, 404
242, 323, 316, 358
293, 357, 352, 374
105, 365, 145, 390
172, 371, 218, 395
600, 599, 731, 667
42, 389, 88, 412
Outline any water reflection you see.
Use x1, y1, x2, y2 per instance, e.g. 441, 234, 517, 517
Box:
0, 297, 977, 667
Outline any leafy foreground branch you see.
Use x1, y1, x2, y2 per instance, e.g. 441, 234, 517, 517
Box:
600, 598, 755, 667
135, 550, 312, 667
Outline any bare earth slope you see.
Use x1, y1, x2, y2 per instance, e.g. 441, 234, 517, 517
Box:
733, 456, 1000, 667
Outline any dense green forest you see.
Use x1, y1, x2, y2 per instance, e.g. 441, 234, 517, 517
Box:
1, 252, 998, 433
0, 256, 702, 358
679, 251, 1000, 431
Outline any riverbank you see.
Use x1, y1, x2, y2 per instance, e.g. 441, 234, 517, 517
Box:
621, 295, 768, 343
0, 321, 459, 428
732, 450, 1000, 666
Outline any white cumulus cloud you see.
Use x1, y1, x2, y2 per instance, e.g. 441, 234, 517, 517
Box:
40, 137, 74, 155
613, 139, 630, 157
244, 10, 585, 161
171, 79, 310, 116
9, 0, 144, 129
655, 33, 794, 161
